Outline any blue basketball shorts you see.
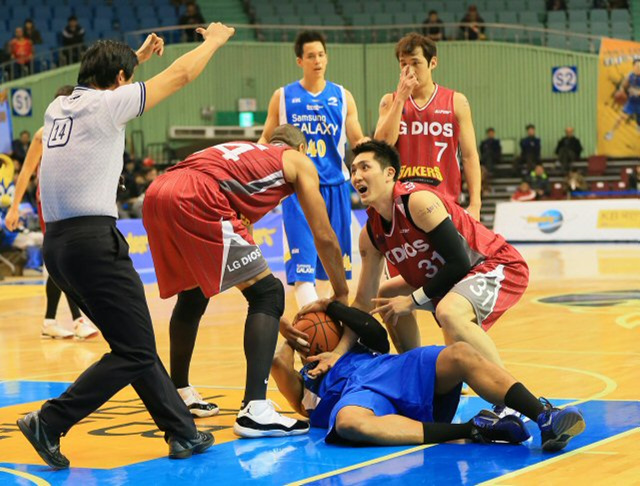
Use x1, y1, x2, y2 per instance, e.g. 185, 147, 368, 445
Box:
282, 181, 352, 284
622, 97, 640, 117
325, 346, 462, 443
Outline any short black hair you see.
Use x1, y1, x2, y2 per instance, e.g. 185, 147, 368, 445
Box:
269, 124, 307, 151
68, 15, 77, 21
395, 33, 437, 63
526, 123, 535, 130
54, 85, 74, 98
78, 40, 139, 89
352, 140, 401, 181
486, 127, 495, 133
428, 10, 437, 16
633, 58, 640, 65
294, 31, 326, 58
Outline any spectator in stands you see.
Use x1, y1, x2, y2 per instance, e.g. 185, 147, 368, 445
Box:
23, 19, 43, 45
546, 0, 567, 10
179, 2, 206, 43
628, 164, 640, 191
517, 124, 541, 176
9, 27, 34, 77
594, 0, 628, 8
459, 5, 486, 41
564, 168, 587, 196
117, 154, 141, 218
11, 130, 31, 164
422, 10, 446, 42
511, 181, 537, 201
61, 16, 85, 64
528, 164, 551, 199
479, 127, 501, 174
555, 126, 583, 173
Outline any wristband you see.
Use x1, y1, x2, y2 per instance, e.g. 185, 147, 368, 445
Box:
411, 287, 431, 307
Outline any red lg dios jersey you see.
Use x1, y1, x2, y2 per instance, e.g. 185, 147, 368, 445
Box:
168, 142, 294, 223
395, 84, 461, 201
367, 181, 511, 291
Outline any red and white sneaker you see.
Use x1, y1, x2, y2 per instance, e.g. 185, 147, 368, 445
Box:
41, 319, 74, 339
73, 318, 99, 340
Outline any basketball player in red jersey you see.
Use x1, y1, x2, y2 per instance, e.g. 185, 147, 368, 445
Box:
375, 33, 481, 221
338, 141, 528, 371
142, 124, 348, 438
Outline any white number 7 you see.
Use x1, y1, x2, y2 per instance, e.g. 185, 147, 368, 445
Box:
435, 142, 448, 163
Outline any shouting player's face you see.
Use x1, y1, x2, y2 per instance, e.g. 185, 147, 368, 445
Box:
351, 153, 395, 205
398, 47, 436, 88
297, 41, 327, 80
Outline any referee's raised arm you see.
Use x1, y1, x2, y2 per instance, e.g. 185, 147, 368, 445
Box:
144, 23, 234, 112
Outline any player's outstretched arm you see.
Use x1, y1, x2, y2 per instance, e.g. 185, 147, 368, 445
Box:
271, 338, 307, 416
144, 22, 235, 112
352, 226, 385, 313
291, 153, 349, 303
5, 127, 43, 231
454, 92, 482, 220
258, 89, 281, 144
135, 33, 164, 64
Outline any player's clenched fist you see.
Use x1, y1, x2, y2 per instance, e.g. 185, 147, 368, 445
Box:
197, 22, 235, 46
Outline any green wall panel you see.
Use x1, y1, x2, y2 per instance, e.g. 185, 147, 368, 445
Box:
2, 41, 598, 158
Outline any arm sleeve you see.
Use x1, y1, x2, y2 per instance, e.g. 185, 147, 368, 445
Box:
105, 82, 146, 127
325, 301, 390, 354
419, 218, 473, 299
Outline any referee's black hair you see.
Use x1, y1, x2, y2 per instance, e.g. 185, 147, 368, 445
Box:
294, 31, 326, 58
78, 40, 139, 89
352, 140, 401, 181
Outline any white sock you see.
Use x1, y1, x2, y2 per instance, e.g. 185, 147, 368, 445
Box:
316, 280, 333, 299
294, 281, 318, 308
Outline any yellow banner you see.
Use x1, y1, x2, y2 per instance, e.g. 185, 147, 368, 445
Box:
597, 38, 640, 156
597, 209, 640, 229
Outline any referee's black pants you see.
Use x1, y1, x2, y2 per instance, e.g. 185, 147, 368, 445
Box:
40, 216, 197, 440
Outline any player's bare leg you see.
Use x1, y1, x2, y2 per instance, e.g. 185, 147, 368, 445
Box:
316, 279, 333, 299
605, 112, 630, 140
435, 292, 504, 367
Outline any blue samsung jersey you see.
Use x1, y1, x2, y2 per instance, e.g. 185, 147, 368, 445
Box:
279, 80, 348, 186
628, 73, 640, 99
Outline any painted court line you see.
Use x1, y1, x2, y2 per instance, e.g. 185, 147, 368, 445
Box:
478, 427, 640, 485
0, 467, 50, 486
284, 444, 437, 486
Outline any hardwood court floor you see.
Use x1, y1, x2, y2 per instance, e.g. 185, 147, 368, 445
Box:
0, 243, 638, 485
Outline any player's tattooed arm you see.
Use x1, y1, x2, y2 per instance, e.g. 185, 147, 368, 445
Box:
407, 191, 449, 232
374, 93, 403, 144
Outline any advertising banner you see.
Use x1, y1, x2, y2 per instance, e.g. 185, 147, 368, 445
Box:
597, 38, 640, 156
494, 199, 640, 242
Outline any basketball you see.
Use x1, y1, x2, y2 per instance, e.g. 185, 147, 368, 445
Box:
614, 90, 628, 105
293, 311, 343, 356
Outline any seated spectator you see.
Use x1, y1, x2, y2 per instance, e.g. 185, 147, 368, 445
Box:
61, 16, 85, 64
459, 5, 486, 41
8, 27, 33, 77
179, 2, 205, 43
528, 164, 551, 199
479, 127, 501, 174
422, 10, 446, 42
628, 164, 640, 191
564, 168, 587, 195
546, 0, 567, 10
517, 124, 541, 176
11, 130, 31, 164
23, 19, 43, 45
555, 127, 583, 173
511, 181, 537, 201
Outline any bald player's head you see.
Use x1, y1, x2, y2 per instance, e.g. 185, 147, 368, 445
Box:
269, 124, 307, 153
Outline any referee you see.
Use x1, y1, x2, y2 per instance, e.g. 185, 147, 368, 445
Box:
16, 23, 235, 469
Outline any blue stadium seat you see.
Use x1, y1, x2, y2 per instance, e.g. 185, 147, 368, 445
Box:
73, 5, 92, 18
10, 6, 33, 20
499, 12, 518, 24
50, 18, 68, 37
567, 10, 588, 23
32, 15, 51, 31
590, 10, 608, 24
546, 11, 566, 25
610, 9, 630, 24
95, 6, 114, 22
590, 22, 609, 37
137, 6, 158, 20
93, 19, 113, 34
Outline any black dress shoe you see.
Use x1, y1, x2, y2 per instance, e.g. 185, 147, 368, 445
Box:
16, 411, 70, 470
166, 431, 214, 459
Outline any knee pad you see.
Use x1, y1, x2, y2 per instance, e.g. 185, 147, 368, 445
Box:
242, 274, 285, 319
172, 288, 209, 322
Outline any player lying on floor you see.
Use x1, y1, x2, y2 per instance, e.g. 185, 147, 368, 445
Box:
273, 300, 585, 451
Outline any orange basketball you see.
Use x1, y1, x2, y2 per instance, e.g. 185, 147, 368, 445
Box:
614, 90, 628, 105
293, 311, 343, 356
